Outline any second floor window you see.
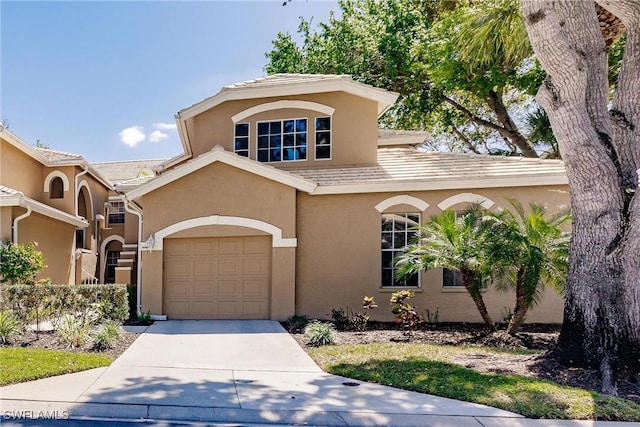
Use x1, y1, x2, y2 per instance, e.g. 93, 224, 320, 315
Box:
234, 123, 249, 157
108, 201, 125, 226
257, 119, 307, 162
315, 117, 331, 160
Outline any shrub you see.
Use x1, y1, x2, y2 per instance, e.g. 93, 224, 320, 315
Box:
285, 314, 309, 333
56, 314, 91, 348
351, 296, 378, 332
304, 321, 336, 346
0, 241, 46, 284
93, 320, 123, 350
0, 310, 23, 344
331, 307, 351, 331
390, 290, 425, 336
127, 283, 137, 319
0, 283, 129, 325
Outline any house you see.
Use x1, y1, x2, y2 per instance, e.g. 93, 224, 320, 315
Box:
122, 74, 569, 323
0, 126, 140, 286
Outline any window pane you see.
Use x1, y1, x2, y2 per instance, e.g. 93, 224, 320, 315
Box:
381, 232, 393, 249
316, 146, 331, 159
298, 147, 307, 159
258, 122, 269, 135
270, 135, 281, 148
382, 251, 393, 268
283, 134, 294, 147
235, 138, 248, 151
382, 269, 393, 287
283, 120, 295, 133
257, 150, 269, 162
316, 131, 330, 146
296, 133, 306, 146
235, 123, 249, 137
316, 117, 330, 131
270, 121, 281, 134
296, 119, 307, 132
393, 232, 406, 249
270, 148, 281, 161
258, 136, 269, 148
237, 151, 248, 157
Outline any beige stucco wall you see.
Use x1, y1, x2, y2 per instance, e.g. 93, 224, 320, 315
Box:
0, 207, 12, 242
190, 92, 379, 167
17, 210, 76, 284
295, 185, 569, 324
139, 162, 298, 318
1, 141, 44, 199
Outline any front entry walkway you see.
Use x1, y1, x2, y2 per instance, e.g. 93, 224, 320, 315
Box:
1, 320, 522, 426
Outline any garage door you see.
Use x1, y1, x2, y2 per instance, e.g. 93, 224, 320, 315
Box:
163, 236, 271, 319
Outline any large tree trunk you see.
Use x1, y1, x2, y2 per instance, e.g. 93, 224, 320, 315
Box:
521, 0, 640, 395
507, 271, 529, 336
462, 269, 496, 331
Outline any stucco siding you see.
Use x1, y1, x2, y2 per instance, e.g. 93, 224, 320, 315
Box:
191, 92, 378, 167
295, 186, 568, 324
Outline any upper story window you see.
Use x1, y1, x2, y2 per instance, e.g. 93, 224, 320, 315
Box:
381, 213, 420, 287
50, 177, 64, 199
257, 118, 307, 162
234, 123, 249, 157
108, 201, 125, 226
315, 117, 331, 160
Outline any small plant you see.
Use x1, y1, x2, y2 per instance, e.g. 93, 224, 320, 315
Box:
331, 307, 351, 331
56, 314, 91, 348
390, 290, 425, 336
0, 310, 23, 344
285, 314, 309, 333
303, 321, 336, 346
351, 296, 378, 332
501, 307, 514, 325
425, 307, 440, 324
137, 310, 152, 324
93, 320, 123, 350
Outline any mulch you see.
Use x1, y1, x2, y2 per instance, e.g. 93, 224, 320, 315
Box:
288, 321, 640, 404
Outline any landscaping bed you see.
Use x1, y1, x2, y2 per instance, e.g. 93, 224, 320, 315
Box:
288, 321, 640, 406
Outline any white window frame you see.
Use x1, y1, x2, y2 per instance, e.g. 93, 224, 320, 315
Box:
234, 122, 250, 157
256, 117, 308, 163
314, 116, 332, 161
381, 212, 421, 288
108, 201, 126, 226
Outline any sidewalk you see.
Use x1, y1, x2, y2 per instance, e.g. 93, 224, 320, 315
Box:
1, 321, 636, 426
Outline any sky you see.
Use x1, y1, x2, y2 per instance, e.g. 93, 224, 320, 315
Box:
1, 0, 339, 163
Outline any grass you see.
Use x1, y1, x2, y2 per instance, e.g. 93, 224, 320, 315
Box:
307, 343, 640, 421
0, 347, 113, 386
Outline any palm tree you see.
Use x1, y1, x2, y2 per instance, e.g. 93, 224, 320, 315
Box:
484, 201, 570, 335
395, 208, 497, 330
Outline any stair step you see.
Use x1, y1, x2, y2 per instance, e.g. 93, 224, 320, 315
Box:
122, 244, 138, 251
120, 251, 136, 258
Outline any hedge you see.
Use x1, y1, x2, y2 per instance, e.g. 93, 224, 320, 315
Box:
0, 283, 129, 325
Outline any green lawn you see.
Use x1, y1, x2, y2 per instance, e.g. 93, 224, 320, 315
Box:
307, 343, 640, 421
0, 347, 113, 386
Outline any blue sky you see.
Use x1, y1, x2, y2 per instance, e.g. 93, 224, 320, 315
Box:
1, 0, 338, 162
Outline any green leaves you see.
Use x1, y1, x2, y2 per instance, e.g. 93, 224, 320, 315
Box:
0, 241, 46, 285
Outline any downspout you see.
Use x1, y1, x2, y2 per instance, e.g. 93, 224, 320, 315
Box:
12, 195, 32, 244
118, 194, 143, 317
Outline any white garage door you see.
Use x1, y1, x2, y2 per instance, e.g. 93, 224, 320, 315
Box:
163, 236, 271, 319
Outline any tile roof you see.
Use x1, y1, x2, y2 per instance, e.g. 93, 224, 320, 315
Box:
0, 185, 20, 197
91, 159, 165, 184
221, 74, 354, 91
287, 147, 567, 188
36, 147, 84, 162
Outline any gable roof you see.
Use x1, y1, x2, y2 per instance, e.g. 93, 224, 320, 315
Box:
1, 126, 114, 190
92, 159, 165, 184
0, 185, 89, 228
125, 145, 317, 200
288, 147, 568, 194
177, 74, 399, 120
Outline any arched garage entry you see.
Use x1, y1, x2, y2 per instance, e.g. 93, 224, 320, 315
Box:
153, 216, 296, 320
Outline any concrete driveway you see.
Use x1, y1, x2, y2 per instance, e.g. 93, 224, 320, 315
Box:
1, 320, 523, 426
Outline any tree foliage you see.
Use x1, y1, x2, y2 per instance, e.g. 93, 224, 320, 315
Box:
266, 0, 548, 157
0, 242, 46, 285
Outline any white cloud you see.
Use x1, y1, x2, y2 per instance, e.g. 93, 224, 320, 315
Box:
153, 122, 177, 131
119, 126, 146, 147
148, 130, 169, 142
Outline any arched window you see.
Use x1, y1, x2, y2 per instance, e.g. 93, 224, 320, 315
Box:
50, 177, 64, 199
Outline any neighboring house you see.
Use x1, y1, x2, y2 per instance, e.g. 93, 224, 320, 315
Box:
122, 74, 569, 323
0, 126, 141, 286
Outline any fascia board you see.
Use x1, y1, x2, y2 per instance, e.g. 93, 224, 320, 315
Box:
310, 174, 569, 195
2, 194, 88, 227
1, 128, 51, 165
127, 148, 317, 200
177, 80, 399, 120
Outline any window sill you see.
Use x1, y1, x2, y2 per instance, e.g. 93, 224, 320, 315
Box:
379, 287, 423, 293
441, 287, 468, 293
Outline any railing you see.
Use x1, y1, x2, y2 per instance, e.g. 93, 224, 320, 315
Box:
81, 269, 99, 284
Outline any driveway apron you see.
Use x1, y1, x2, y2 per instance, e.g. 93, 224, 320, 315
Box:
1, 320, 521, 425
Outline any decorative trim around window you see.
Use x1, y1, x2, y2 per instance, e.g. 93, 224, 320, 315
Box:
44, 170, 70, 195
381, 213, 420, 288
437, 193, 495, 210
107, 201, 125, 226
234, 123, 249, 157
315, 117, 331, 160
257, 118, 307, 162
